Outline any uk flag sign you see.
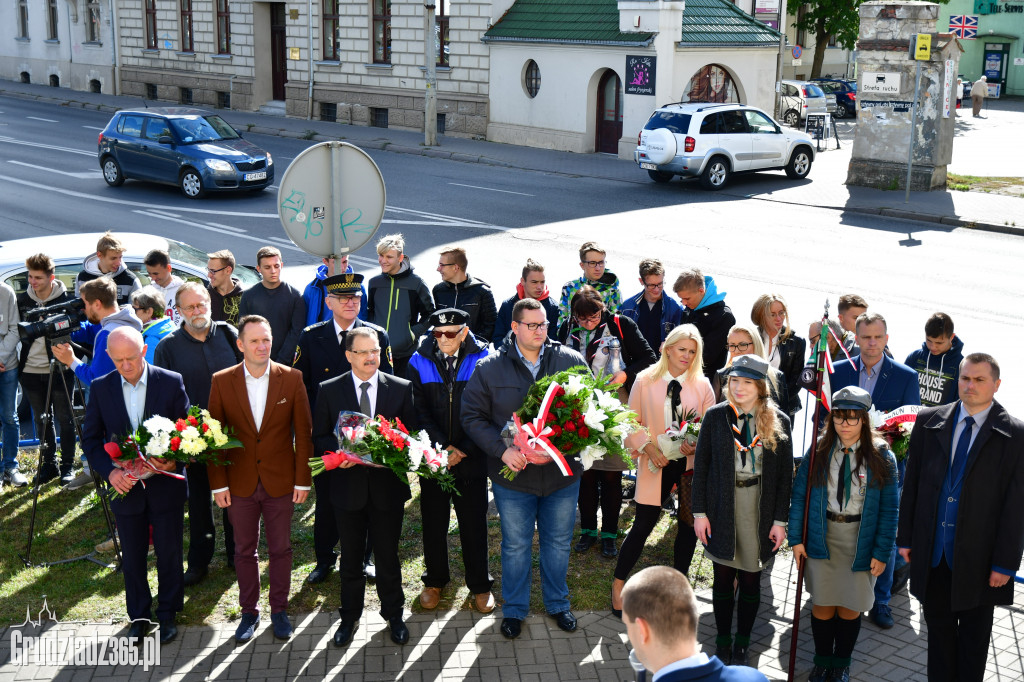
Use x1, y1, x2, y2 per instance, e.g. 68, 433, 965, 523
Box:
949, 15, 978, 40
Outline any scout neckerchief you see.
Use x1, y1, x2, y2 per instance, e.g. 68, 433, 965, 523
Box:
835, 442, 857, 510
730, 403, 760, 473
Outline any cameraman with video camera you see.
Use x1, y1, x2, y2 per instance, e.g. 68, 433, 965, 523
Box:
17, 254, 78, 486
51, 277, 142, 489
0, 277, 21, 490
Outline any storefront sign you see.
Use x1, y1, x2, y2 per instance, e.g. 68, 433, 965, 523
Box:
943, 60, 954, 118
975, 0, 1024, 14
625, 56, 656, 96
755, 0, 780, 13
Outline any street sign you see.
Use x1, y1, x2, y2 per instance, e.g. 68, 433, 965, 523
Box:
792, 45, 803, 59
915, 33, 931, 61
861, 72, 901, 94
277, 141, 387, 258
793, 58, 803, 67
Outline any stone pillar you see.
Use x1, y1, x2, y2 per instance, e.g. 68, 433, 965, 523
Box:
846, 2, 963, 191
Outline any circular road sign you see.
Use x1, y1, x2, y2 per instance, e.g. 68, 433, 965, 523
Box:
277, 141, 386, 258
792, 45, 803, 59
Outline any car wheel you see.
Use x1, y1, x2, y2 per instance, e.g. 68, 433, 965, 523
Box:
785, 147, 813, 179
835, 102, 848, 119
180, 168, 205, 199
784, 109, 800, 127
101, 157, 124, 187
700, 156, 729, 190
647, 169, 674, 183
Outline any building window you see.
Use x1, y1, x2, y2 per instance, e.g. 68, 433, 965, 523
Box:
180, 87, 193, 105
435, 0, 449, 67
47, 0, 59, 40
17, 0, 29, 39
321, 102, 338, 122
90, 79, 102, 93
436, 113, 446, 135
86, 0, 102, 42
146, 83, 158, 100
370, 107, 388, 128
323, 0, 340, 60
180, 0, 194, 52
217, 91, 231, 109
524, 60, 541, 98
49, 74, 60, 87
372, 0, 391, 64
796, 4, 808, 50
145, 0, 158, 49
216, 0, 231, 54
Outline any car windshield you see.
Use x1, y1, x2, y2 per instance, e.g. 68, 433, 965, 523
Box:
805, 83, 826, 98
644, 112, 692, 135
170, 115, 241, 143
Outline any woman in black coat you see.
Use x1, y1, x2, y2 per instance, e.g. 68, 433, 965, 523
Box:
558, 285, 656, 558
692, 354, 793, 666
751, 294, 805, 423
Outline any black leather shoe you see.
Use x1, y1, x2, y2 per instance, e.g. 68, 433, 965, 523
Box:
500, 617, 522, 639
158, 620, 177, 644
306, 564, 334, 584
388, 616, 409, 645
127, 621, 148, 645
183, 566, 208, 587
831, 666, 851, 682
36, 461, 59, 484
714, 645, 731, 664
363, 561, 376, 580
550, 611, 577, 632
601, 538, 617, 559
732, 643, 749, 666
574, 534, 597, 552
226, 556, 235, 571
333, 619, 356, 647
808, 665, 830, 682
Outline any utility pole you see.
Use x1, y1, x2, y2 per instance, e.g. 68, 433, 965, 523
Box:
424, 3, 438, 146
775, 4, 787, 119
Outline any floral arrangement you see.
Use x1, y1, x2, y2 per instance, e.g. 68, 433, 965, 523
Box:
103, 407, 240, 498
651, 409, 701, 474
500, 367, 640, 480
869, 405, 921, 462
310, 411, 457, 494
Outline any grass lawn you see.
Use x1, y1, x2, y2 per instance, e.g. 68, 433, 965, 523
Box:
0, 448, 714, 627
946, 173, 1024, 200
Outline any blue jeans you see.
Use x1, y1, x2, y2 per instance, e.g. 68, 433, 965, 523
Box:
0, 367, 20, 473
875, 457, 907, 605
492, 479, 580, 620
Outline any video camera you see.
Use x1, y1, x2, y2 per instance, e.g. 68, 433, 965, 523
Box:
17, 298, 86, 347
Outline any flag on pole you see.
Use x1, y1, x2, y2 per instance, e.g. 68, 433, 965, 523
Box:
807, 330, 834, 411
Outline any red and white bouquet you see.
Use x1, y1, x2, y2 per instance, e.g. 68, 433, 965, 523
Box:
869, 405, 920, 462
651, 409, 701, 474
310, 411, 457, 493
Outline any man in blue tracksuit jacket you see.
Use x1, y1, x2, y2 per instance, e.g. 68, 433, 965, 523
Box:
618, 258, 682, 357
302, 256, 367, 325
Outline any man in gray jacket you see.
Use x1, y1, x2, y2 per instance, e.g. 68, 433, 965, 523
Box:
0, 281, 22, 488
461, 298, 588, 640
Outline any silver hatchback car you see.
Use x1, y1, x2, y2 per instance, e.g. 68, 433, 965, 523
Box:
780, 81, 829, 127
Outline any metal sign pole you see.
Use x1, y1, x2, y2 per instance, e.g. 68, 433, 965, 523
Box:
905, 60, 922, 203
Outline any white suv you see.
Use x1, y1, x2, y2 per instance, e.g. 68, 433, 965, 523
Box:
634, 103, 815, 190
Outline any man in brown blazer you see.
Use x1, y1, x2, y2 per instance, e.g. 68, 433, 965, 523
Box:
209, 315, 313, 643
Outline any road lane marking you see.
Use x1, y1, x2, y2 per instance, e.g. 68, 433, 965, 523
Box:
82, 126, 105, 131
0, 136, 94, 156
133, 210, 302, 252
448, 182, 533, 197
7, 160, 101, 179
204, 221, 247, 233
145, 209, 181, 218
27, 116, 58, 123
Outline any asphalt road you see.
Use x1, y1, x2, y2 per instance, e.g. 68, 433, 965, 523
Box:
1, 95, 1021, 441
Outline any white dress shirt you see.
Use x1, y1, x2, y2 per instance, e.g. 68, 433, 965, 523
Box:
652, 652, 711, 680
121, 363, 150, 431
352, 370, 380, 416
244, 361, 271, 431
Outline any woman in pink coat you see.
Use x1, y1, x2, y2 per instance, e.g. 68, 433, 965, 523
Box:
611, 324, 715, 615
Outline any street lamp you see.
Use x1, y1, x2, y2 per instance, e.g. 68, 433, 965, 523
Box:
424, 2, 438, 146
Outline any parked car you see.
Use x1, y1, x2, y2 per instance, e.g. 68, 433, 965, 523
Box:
779, 80, 829, 126
97, 108, 274, 199
633, 103, 815, 190
813, 79, 858, 119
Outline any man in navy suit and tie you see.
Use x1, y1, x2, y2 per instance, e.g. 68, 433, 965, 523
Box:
81, 327, 190, 645
897, 353, 1024, 682
312, 326, 416, 648
828, 311, 919, 628
621, 566, 767, 681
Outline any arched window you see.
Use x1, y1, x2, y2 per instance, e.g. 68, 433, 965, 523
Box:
682, 64, 740, 104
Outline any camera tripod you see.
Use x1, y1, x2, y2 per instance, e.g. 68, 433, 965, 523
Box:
20, 357, 121, 570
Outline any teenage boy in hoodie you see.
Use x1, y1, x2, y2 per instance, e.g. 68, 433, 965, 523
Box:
673, 268, 736, 380
74, 231, 141, 306
905, 312, 964, 407
207, 250, 244, 326
0, 279, 22, 489
366, 234, 435, 377
432, 248, 497, 342
618, 258, 682, 357
17, 254, 78, 485
557, 241, 621, 328
493, 259, 558, 345
302, 255, 367, 326
144, 250, 184, 325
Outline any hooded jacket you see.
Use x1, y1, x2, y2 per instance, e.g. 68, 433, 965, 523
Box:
142, 317, 176, 363
70, 306, 144, 385
679, 276, 735, 380
148, 274, 185, 325
904, 335, 965, 407
17, 279, 71, 373
302, 262, 367, 326
366, 260, 435, 360
75, 254, 141, 306
493, 282, 559, 345
432, 274, 497, 342
557, 272, 622, 327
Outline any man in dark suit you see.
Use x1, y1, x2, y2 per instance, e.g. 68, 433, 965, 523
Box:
209, 315, 313, 643
621, 566, 768, 681
897, 353, 1024, 682
294, 273, 392, 585
312, 326, 416, 647
81, 327, 189, 645
829, 311, 920, 628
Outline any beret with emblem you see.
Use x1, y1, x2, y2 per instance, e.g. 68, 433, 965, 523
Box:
324, 273, 364, 296
429, 308, 470, 328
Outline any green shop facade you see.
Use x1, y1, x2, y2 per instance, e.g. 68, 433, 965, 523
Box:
944, 0, 1024, 95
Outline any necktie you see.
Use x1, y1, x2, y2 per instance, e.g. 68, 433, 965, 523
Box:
953, 415, 975, 464
738, 413, 753, 467
668, 379, 682, 424
359, 381, 372, 417
446, 356, 457, 381
837, 447, 853, 510
339, 331, 346, 347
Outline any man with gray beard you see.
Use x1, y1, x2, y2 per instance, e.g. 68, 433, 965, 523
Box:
154, 281, 242, 586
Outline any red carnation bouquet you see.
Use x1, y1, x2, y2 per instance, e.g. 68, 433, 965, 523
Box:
869, 405, 920, 462
310, 411, 457, 494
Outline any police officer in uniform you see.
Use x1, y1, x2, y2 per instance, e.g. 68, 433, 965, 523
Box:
293, 273, 392, 584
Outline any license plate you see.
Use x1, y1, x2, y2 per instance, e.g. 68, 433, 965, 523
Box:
640, 163, 658, 170
244, 171, 267, 181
